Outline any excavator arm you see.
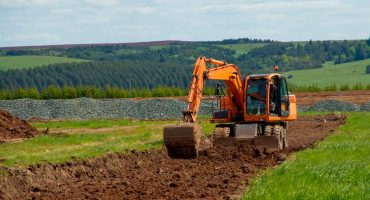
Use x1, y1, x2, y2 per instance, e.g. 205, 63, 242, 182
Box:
164, 57, 244, 158
183, 57, 244, 123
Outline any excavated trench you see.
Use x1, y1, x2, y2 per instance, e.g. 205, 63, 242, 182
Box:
0, 115, 345, 200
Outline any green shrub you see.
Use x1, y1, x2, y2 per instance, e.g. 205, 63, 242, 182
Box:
339, 84, 350, 91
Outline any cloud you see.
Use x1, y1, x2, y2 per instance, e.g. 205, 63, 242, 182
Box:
84, 0, 120, 6
137, 6, 155, 14
201, 0, 342, 13
0, 0, 369, 46
8, 33, 59, 41
0, 0, 59, 7
1, 33, 60, 46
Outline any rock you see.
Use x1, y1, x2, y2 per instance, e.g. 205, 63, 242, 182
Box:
264, 148, 275, 155
253, 146, 265, 157
240, 164, 251, 173
169, 182, 178, 187
134, 160, 143, 169
277, 153, 287, 161
207, 183, 217, 188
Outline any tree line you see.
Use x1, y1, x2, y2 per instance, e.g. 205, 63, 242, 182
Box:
0, 83, 369, 100
0, 61, 193, 90
0, 38, 369, 91
0, 86, 215, 100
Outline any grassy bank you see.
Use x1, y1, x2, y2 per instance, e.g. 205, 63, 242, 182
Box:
243, 112, 370, 199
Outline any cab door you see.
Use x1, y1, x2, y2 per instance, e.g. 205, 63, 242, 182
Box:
279, 77, 290, 117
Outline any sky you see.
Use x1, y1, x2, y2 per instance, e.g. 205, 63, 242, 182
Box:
0, 0, 369, 47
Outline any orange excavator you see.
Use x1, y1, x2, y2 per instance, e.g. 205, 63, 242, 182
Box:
164, 57, 297, 158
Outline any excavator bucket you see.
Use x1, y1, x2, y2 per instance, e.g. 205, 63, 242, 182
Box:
163, 123, 201, 159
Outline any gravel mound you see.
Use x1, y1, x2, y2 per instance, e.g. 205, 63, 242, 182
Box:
0, 98, 215, 120
0, 98, 368, 120
0, 110, 38, 142
304, 100, 362, 112
361, 102, 370, 111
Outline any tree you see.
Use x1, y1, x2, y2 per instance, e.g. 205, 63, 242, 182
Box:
367, 37, 370, 46
62, 86, 77, 99
27, 88, 39, 99
355, 44, 367, 60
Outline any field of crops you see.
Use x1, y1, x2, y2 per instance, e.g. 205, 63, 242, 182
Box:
283, 59, 370, 87
0, 56, 88, 70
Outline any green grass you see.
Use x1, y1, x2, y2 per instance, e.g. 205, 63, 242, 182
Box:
0, 118, 215, 167
284, 59, 370, 87
218, 43, 267, 56
243, 112, 370, 200
0, 125, 164, 167
149, 45, 166, 50
32, 119, 169, 129
0, 56, 89, 70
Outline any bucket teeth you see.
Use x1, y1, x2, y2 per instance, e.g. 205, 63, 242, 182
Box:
163, 123, 201, 159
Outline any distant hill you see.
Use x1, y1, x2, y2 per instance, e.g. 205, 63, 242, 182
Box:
0, 37, 369, 91
0, 40, 189, 51
0, 56, 89, 71
283, 59, 370, 87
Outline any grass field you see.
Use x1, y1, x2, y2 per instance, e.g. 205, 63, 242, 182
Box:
218, 43, 267, 56
0, 56, 88, 70
243, 112, 370, 199
283, 59, 370, 87
1, 113, 369, 198
0, 118, 215, 167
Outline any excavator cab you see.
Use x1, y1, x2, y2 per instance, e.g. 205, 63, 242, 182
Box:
246, 75, 291, 118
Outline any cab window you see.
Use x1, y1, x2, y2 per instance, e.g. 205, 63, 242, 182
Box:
280, 78, 290, 116
246, 79, 267, 115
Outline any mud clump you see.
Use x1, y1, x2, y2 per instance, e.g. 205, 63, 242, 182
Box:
0, 115, 345, 200
0, 110, 38, 142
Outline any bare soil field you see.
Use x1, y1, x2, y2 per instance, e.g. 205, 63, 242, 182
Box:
0, 115, 345, 200
294, 90, 370, 106
0, 110, 38, 142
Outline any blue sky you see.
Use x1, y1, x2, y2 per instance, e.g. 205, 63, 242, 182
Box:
0, 0, 369, 47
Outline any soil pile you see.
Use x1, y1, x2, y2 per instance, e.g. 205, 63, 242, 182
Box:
0, 110, 38, 142
0, 115, 345, 200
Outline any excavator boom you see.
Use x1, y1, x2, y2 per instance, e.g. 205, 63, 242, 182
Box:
164, 57, 244, 158
183, 57, 244, 122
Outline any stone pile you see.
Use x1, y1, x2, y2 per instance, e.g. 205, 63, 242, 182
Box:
0, 98, 368, 120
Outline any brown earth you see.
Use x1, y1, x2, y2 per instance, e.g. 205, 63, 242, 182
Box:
294, 90, 370, 106
0, 110, 38, 142
0, 115, 345, 200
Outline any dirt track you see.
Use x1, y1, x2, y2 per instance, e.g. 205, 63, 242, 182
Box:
294, 90, 370, 106
0, 115, 345, 200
